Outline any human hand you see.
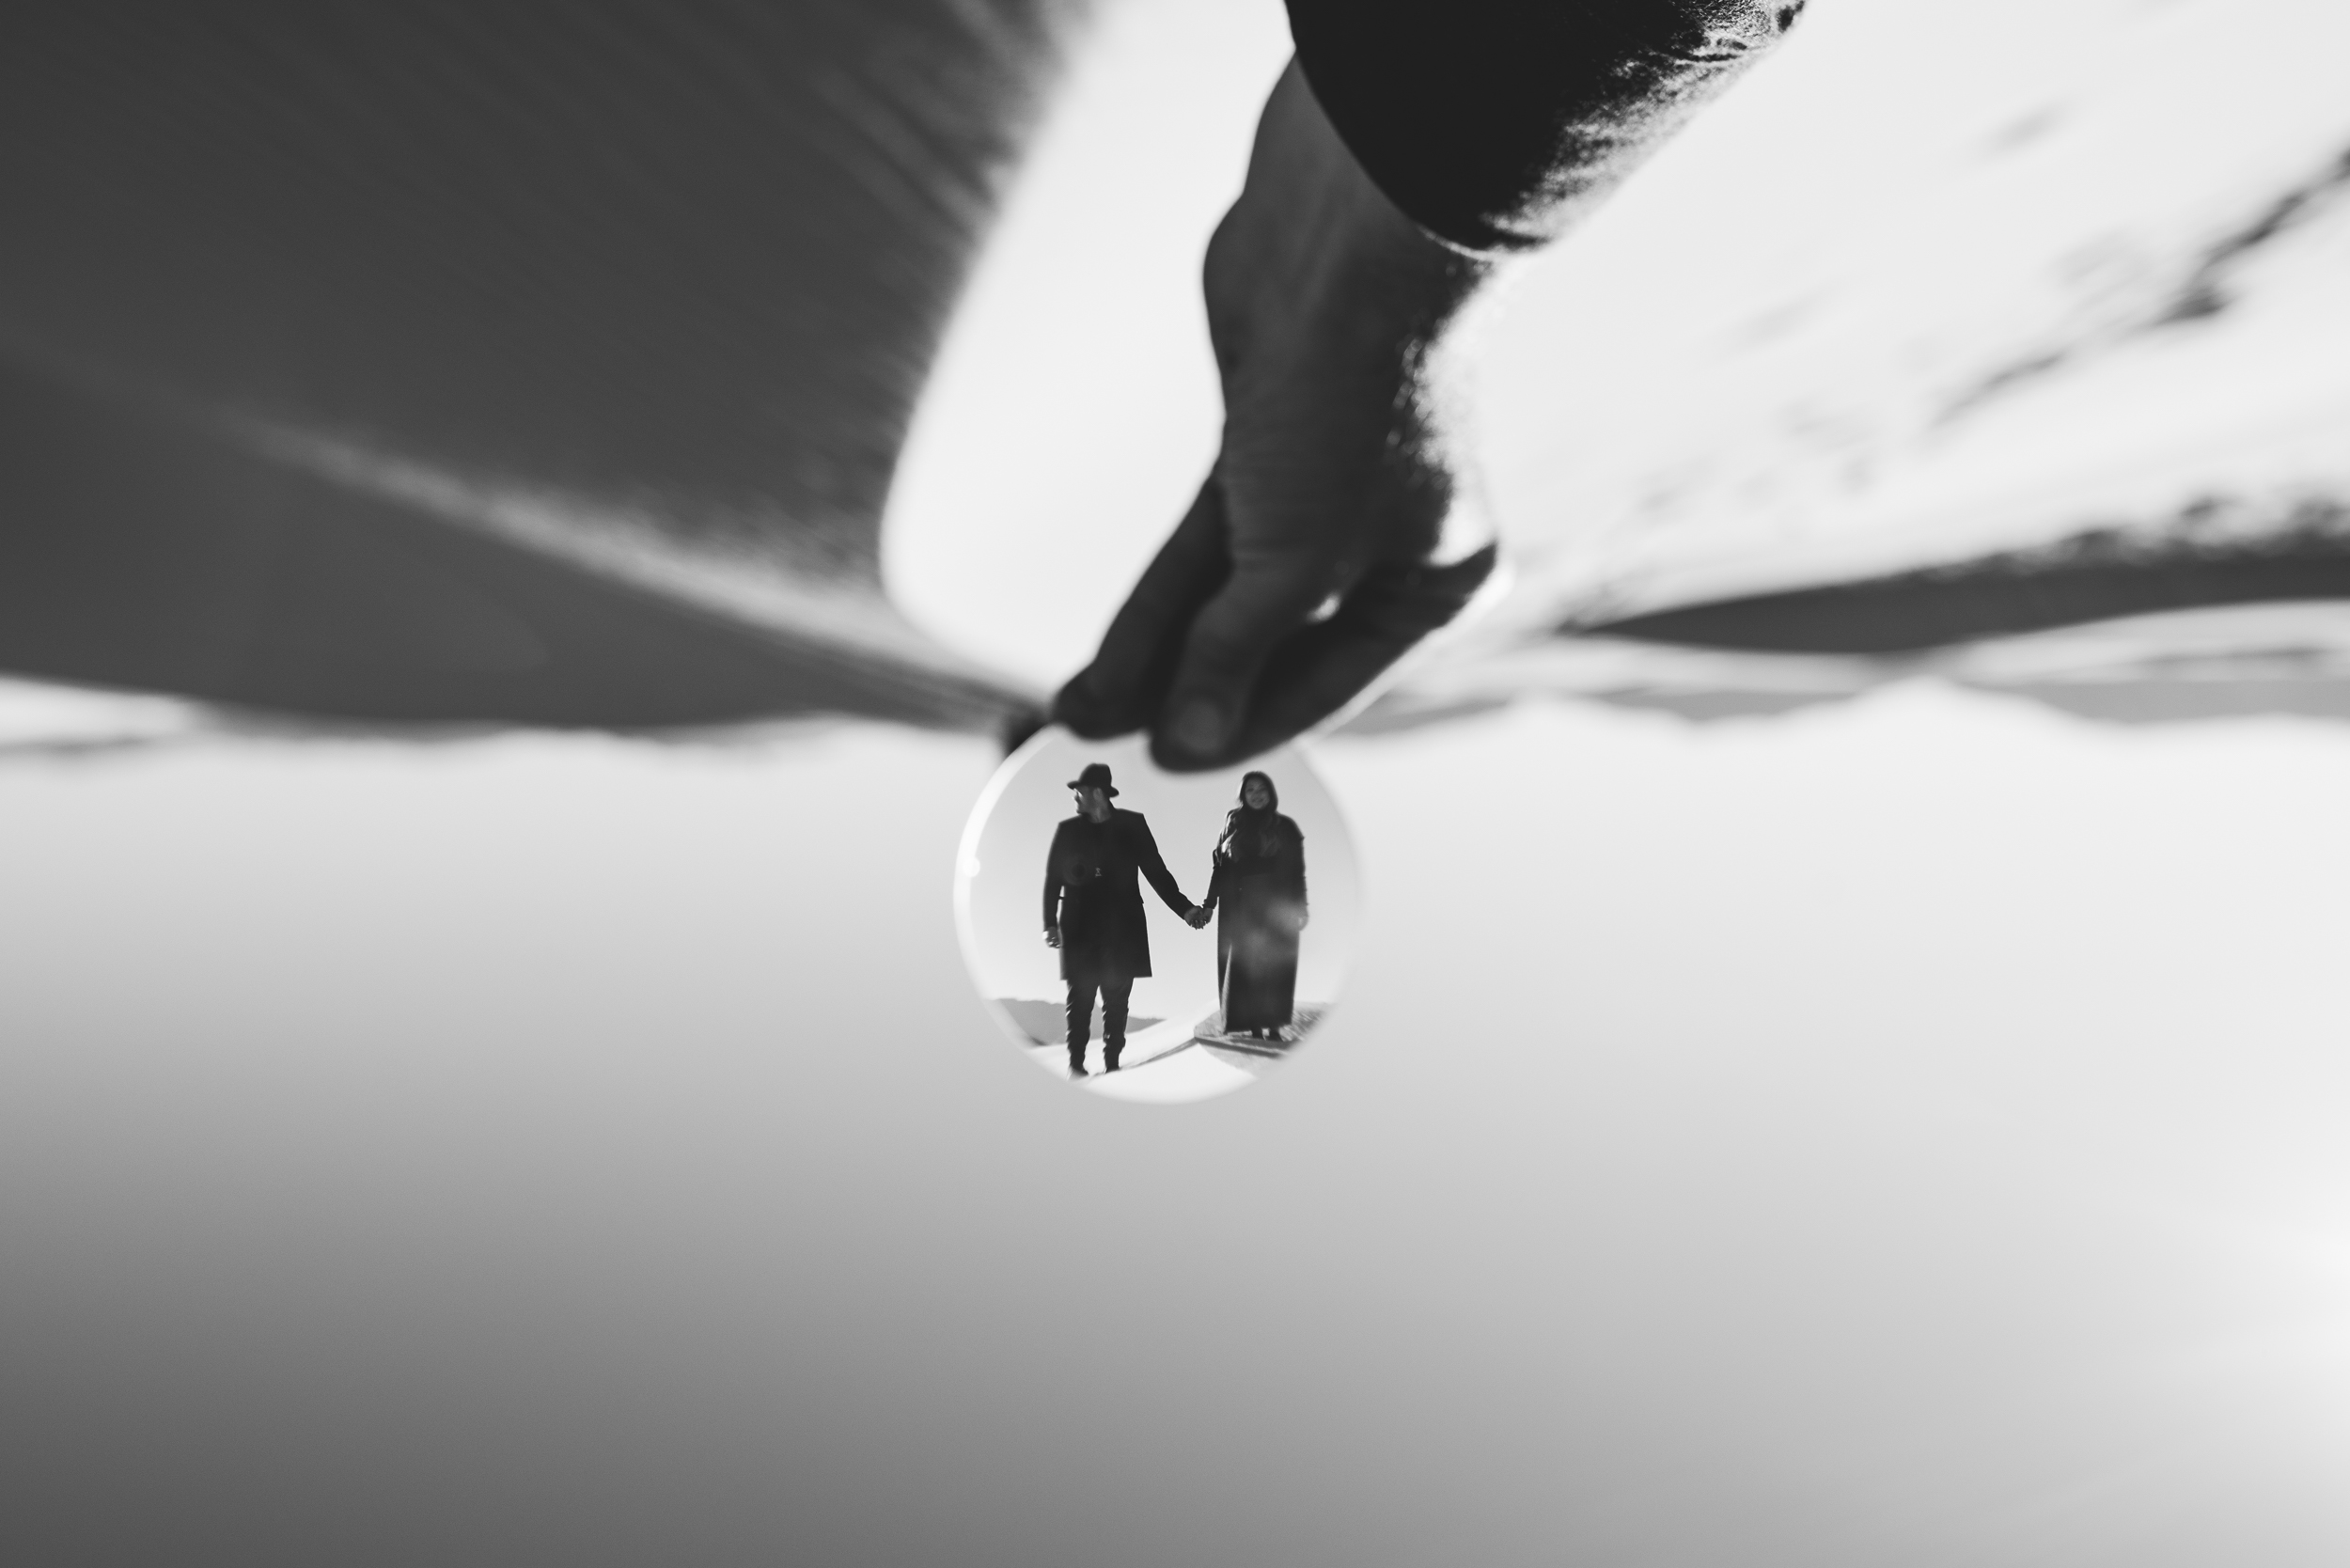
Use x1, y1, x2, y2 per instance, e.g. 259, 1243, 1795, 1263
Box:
1191, 906, 1214, 929
1294, 908, 1309, 933
1044, 924, 1061, 949
1053, 59, 1498, 772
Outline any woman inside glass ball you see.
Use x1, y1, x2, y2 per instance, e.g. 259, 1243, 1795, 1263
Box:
1199, 771, 1308, 1043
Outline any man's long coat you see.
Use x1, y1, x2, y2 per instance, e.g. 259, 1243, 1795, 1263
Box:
1042, 809, 1192, 982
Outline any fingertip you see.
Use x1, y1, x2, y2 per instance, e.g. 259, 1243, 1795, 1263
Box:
1167, 698, 1230, 758
1148, 691, 1237, 771
1147, 714, 1232, 774
1051, 668, 1130, 739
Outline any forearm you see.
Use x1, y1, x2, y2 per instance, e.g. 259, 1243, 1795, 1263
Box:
1135, 829, 1197, 914
1149, 877, 1197, 916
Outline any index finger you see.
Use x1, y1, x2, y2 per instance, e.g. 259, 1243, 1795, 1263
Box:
1052, 478, 1232, 739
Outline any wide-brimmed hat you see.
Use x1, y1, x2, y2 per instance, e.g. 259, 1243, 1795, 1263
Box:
1066, 761, 1119, 797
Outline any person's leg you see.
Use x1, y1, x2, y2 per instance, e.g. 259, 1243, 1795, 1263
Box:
1216, 925, 1232, 1030
1100, 976, 1134, 1071
1065, 977, 1097, 1075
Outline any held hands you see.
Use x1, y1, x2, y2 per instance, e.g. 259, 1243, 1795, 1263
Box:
1185, 906, 1212, 930
1052, 59, 1498, 772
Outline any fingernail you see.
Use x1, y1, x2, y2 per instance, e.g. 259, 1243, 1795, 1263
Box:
1168, 698, 1227, 756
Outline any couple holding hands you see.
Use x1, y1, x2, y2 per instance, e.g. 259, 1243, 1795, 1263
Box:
1042, 762, 1308, 1078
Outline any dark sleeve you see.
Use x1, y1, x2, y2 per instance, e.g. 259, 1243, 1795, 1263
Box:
1129, 818, 1194, 916
1202, 855, 1226, 913
1042, 823, 1067, 930
1283, 0, 1804, 253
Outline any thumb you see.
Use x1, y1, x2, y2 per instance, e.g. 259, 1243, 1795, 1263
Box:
1154, 543, 1498, 769
1150, 545, 1340, 769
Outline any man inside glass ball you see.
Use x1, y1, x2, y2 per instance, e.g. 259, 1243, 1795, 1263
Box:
1042, 763, 1209, 1078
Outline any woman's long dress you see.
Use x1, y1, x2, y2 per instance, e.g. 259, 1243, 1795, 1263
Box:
1207, 815, 1308, 1033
